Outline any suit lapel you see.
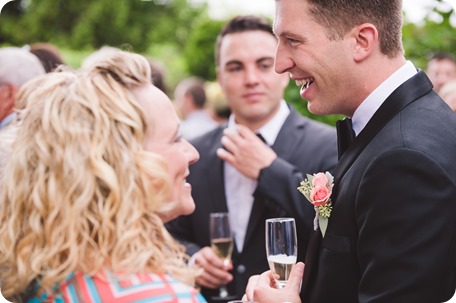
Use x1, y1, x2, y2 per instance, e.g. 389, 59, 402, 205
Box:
272, 107, 304, 157
332, 71, 433, 199
207, 130, 229, 212
301, 231, 321, 300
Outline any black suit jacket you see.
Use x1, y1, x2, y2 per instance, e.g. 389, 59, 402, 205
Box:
302, 71, 456, 303
166, 106, 338, 301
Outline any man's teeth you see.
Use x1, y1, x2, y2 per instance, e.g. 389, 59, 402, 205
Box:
295, 78, 314, 89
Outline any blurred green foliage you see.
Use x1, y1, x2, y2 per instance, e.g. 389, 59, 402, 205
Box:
1, 0, 454, 126
402, 1, 456, 70
0, 0, 207, 52
184, 17, 225, 81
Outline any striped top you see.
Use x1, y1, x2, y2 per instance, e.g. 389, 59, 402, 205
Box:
27, 270, 207, 303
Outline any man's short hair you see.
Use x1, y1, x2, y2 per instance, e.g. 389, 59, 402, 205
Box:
215, 15, 274, 66
303, 0, 404, 58
428, 52, 456, 65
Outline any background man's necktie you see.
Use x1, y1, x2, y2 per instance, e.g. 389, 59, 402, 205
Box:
336, 118, 355, 160
256, 133, 267, 144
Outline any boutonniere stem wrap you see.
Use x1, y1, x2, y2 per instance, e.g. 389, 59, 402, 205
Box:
297, 172, 334, 237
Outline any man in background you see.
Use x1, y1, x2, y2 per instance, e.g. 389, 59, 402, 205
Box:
0, 46, 45, 184
166, 15, 337, 302
174, 77, 218, 140
0, 46, 45, 129
427, 52, 456, 94
440, 79, 456, 112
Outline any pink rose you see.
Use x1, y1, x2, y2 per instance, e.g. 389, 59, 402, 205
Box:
312, 172, 328, 188
310, 185, 332, 207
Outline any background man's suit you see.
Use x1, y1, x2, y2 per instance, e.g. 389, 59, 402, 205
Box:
166, 106, 338, 301
302, 71, 456, 303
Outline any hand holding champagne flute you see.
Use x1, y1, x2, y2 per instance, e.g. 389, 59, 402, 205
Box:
265, 218, 297, 288
210, 212, 235, 299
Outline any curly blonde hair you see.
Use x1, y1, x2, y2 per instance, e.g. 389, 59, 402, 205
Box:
0, 51, 197, 299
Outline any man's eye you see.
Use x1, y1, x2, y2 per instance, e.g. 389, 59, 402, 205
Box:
227, 66, 242, 72
259, 63, 273, 70
287, 37, 301, 46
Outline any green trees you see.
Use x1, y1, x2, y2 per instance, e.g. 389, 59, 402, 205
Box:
184, 17, 225, 81
403, 1, 456, 69
0, 0, 207, 52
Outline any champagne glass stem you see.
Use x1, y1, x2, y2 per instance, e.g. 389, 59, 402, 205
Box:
218, 258, 230, 297
219, 285, 228, 298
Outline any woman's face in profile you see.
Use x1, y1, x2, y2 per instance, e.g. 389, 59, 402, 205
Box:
134, 84, 200, 222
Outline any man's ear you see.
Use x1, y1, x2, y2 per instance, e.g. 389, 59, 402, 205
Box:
0, 83, 17, 120
0, 83, 16, 104
351, 23, 378, 62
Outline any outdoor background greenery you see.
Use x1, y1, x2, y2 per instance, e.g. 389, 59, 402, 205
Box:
1, 0, 455, 126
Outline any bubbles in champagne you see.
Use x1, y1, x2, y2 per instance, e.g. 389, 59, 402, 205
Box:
211, 237, 234, 260
267, 254, 297, 288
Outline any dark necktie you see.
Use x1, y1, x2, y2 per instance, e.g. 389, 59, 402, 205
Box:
336, 118, 355, 160
256, 133, 267, 144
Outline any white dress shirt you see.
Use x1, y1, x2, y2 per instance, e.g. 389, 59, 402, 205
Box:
224, 100, 290, 252
351, 61, 417, 135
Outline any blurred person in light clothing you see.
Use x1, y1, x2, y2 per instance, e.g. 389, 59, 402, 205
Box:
427, 52, 456, 94
174, 77, 218, 140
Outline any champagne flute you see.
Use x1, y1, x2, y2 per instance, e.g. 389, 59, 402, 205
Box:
210, 212, 235, 299
265, 218, 297, 288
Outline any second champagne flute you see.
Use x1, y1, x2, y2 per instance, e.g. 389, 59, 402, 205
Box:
210, 212, 235, 300
265, 217, 297, 288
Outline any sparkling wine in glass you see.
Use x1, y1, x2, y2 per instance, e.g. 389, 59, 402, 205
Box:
265, 217, 297, 288
210, 212, 235, 300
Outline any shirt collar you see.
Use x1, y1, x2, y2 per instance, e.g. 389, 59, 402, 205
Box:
351, 61, 417, 135
227, 100, 290, 146
0, 112, 16, 129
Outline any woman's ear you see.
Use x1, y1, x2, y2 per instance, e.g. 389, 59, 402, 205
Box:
351, 23, 378, 62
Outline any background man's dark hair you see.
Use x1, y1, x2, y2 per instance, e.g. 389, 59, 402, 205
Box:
215, 15, 274, 66
428, 52, 456, 64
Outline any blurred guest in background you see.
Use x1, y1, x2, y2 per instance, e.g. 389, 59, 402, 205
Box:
147, 57, 169, 96
440, 79, 456, 112
0, 46, 44, 190
174, 76, 217, 140
427, 52, 456, 94
29, 42, 65, 73
0, 121, 16, 182
0, 51, 205, 302
0, 46, 45, 129
166, 15, 337, 302
205, 81, 231, 124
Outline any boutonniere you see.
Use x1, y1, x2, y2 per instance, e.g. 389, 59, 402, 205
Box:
297, 172, 334, 237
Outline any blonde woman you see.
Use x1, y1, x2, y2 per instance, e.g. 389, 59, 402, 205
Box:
0, 51, 204, 302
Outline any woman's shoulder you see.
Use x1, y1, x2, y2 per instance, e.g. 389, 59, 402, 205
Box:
28, 270, 207, 303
